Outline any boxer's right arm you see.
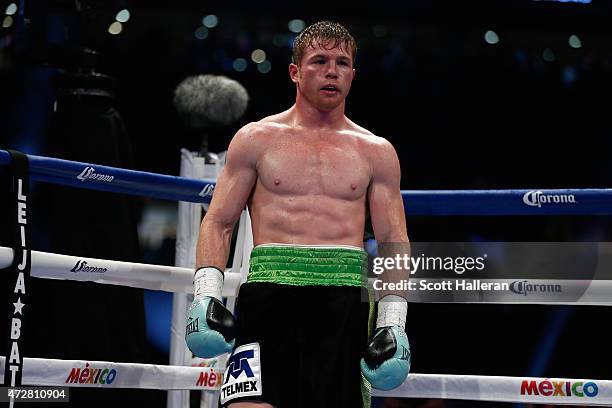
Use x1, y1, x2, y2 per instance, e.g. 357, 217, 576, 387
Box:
196, 124, 259, 270
187, 124, 260, 358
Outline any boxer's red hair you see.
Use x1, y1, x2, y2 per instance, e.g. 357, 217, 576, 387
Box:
292, 21, 357, 65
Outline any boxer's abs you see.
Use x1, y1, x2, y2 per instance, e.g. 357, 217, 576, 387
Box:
249, 192, 367, 247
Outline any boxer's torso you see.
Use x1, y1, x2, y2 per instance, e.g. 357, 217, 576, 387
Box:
246, 112, 381, 247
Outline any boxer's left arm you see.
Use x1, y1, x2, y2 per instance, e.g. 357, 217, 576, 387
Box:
367, 138, 409, 300
361, 138, 411, 390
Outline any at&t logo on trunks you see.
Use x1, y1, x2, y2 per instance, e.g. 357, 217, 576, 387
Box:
76, 166, 114, 182
220, 343, 262, 404
522, 191, 576, 208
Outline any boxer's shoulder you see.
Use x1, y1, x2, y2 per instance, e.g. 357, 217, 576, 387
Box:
234, 116, 293, 144
227, 121, 282, 162
341, 119, 389, 147
337, 121, 396, 166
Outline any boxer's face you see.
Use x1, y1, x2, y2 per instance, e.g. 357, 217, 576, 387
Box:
290, 41, 356, 112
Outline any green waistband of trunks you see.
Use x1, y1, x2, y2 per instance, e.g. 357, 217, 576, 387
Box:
247, 244, 368, 287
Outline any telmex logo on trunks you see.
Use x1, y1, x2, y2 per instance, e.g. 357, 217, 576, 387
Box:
220, 343, 262, 404
522, 190, 577, 208
76, 167, 114, 182
225, 349, 255, 382
521, 380, 599, 398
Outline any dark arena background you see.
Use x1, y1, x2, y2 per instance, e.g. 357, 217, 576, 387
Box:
1, 0, 611, 407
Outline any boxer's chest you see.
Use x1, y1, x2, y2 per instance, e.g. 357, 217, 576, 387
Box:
257, 135, 371, 200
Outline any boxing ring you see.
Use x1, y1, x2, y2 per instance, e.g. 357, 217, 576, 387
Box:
1, 148, 612, 406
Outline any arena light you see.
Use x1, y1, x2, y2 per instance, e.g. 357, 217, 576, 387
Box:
543, 48, 555, 62
202, 15, 218, 28
108, 21, 123, 35
232, 58, 247, 72
194, 26, 208, 40
115, 9, 130, 23
5, 3, 17, 15
2, 16, 13, 28
568, 34, 582, 48
288, 19, 305, 33
257, 60, 272, 74
251, 49, 266, 64
562, 66, 577, 85
484, 30, 499, 45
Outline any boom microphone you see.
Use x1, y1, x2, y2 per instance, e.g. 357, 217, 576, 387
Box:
173, 74, 249, 129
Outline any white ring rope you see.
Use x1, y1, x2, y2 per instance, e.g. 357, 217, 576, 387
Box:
0, 357, 610, 405
373, 373, 612, 405
0, 356, 222, 391
1, 245, 611, 305
0, 246, 241, 297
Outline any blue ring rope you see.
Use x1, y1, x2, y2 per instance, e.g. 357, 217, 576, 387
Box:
0, 150, 216, 204
2, 149, 612, 215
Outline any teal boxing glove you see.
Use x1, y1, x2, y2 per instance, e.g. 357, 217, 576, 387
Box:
361, 295, 410, 390
185, 267, 235, 358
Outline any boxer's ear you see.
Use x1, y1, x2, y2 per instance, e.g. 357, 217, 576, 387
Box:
289, 63, 300, 83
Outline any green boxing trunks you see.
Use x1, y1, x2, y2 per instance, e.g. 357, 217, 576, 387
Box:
220, 244, 374, 408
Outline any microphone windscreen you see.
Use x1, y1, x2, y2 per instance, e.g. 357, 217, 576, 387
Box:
173, 75, 249, 128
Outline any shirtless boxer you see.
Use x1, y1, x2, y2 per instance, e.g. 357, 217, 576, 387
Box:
185, 21, 411, 408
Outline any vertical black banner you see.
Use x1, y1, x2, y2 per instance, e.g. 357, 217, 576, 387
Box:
3, 150, 30, 387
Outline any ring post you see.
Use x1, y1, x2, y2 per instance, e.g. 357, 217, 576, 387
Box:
168, 150, 206, 408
